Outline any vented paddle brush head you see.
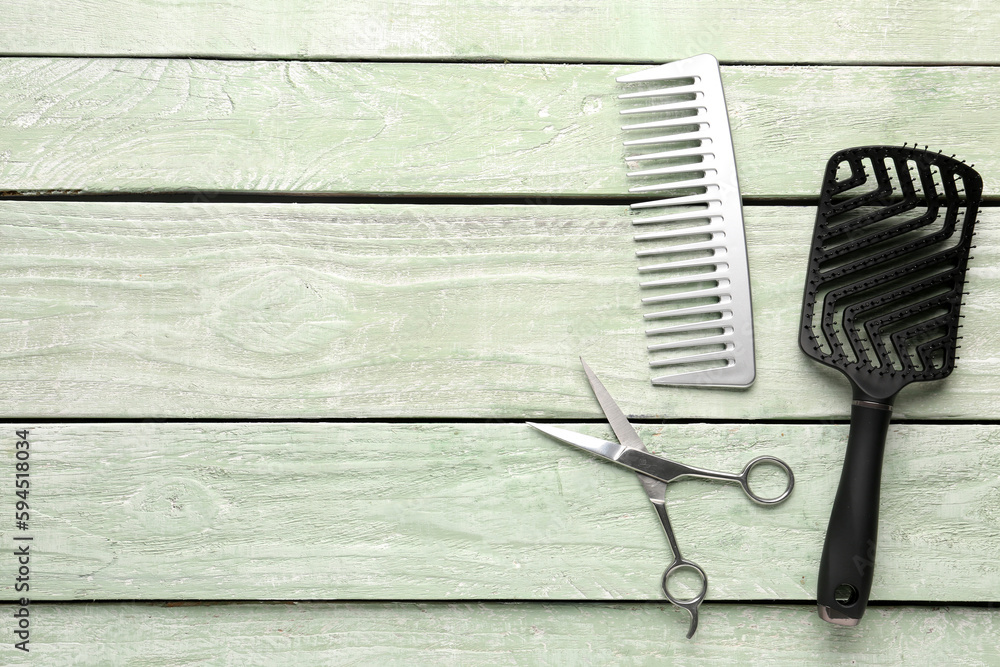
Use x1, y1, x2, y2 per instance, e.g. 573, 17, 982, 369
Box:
799, 145, 982, 402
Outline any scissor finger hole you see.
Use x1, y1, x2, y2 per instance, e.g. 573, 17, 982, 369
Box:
742, 456, 794, 504
662, 563, 707, 606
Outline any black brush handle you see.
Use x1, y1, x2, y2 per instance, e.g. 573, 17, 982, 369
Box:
817, 396, 894, 625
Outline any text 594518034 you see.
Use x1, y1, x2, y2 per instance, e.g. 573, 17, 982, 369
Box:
13, 429, 31, 653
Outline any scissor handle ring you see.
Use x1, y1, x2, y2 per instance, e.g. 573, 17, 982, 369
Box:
661, 559, 706, 639
738, 456, 794, 505
661, 559, 708, 608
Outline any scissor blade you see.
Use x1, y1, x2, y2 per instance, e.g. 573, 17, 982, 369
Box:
528, 422, 668, 504
579, 359, 668, 505
580, 358, 648, 453
526, 423, 626, 462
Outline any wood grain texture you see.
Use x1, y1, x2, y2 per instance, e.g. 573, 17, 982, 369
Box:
2, 202, 998, 420
18, 602, 1000, 666
8, 421, 999, 602
1, 1, 997, 65
2, 60, 1000, 198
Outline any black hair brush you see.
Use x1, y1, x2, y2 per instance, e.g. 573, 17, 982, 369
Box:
799, 145, 982, 625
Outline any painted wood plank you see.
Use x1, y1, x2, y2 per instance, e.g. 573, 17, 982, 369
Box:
9, 421, 999, 602
26, 601, 1000, 664
2, 1, 998, 65
2, 60, 999, 198
18, 602, 1000, 666
2, 202, 998, 420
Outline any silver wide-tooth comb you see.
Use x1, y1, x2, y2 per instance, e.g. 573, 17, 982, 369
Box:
617, 53, 755, 388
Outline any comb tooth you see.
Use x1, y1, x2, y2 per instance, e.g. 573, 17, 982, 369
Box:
630, 191, 718, 210
650, 348, 734, 368
622, 114, 707, 132
629, 174, 716, 193
623, 130, 713, 147
637, 254, 724, 273
620, 97, 704, 116
628, 146, 713, 162
635, 234, 726, 257
617, 83, 703, 99
633, 208, 719, 225
628, 156, 716, 178
651, 365, 750, 387
640, 269, 727, 288
644, 298, 731, 321
632, 210, 720, 226
634, 221, 722, 242
641, 283, 731, 305
648, 331, 734, 352
645, 314, 733, 335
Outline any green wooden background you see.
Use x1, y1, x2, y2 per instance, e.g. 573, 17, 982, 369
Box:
1, 2, 998, 664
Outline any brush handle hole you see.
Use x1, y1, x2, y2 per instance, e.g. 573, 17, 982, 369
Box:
834, 583, 860, 607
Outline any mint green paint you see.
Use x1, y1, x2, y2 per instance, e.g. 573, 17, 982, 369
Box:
1, 1, 998, 64
23, 602, 1000, 666
0, 202, 996, 419
6, 421, 998, 602
1, 62, 998, 197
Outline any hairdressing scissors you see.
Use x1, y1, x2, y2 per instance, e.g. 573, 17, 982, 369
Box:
527, 358, 793, 638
